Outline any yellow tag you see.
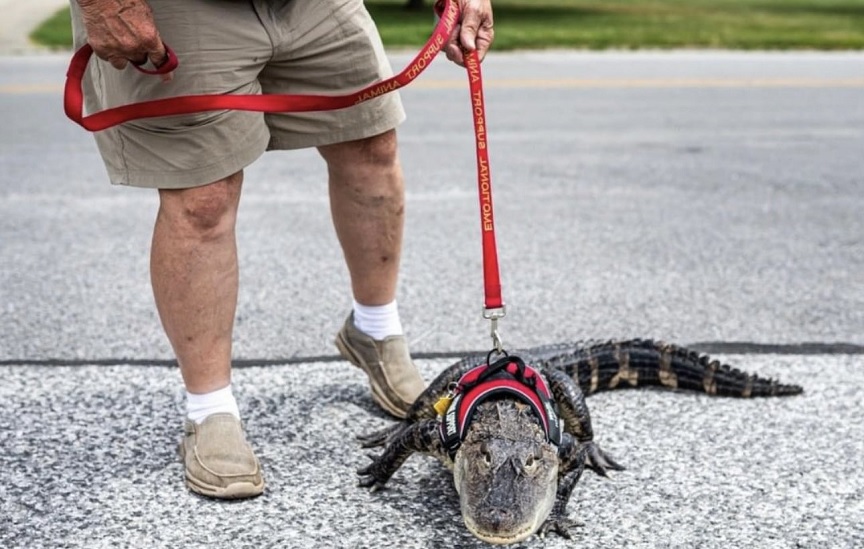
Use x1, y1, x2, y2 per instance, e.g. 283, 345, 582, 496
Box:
433, 394, 453, 416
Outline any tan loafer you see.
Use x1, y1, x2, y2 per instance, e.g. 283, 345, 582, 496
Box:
334, 313, 426, 418
180, 413, 265, 499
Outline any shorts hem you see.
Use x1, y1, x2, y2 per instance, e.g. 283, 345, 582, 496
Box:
267, 108, 406, 151
106, 126, 271, 190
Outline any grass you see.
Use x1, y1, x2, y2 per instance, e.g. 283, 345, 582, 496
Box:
31, 0, 864, 50
30, 7, 74, 49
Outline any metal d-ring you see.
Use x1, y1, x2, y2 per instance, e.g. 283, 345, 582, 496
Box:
485, 346, 508, 366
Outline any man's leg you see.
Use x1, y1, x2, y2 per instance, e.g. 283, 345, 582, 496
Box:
151, 173, 241, 392
150, 171, 264, 499
320, 130, 426, 418
320, 130, 402, 305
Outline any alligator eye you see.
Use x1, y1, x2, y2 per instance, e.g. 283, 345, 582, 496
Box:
524, 449, 543, 470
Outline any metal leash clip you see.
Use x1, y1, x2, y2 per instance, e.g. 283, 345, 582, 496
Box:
483, 306, 507, 356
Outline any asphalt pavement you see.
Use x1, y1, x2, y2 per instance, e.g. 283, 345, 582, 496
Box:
1, 51, 863, 548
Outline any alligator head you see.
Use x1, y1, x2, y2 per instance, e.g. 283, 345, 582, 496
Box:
452, 399, 559, 544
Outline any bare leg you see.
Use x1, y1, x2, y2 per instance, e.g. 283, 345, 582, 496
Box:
319, 129, 403, 306
323, 130, 425, 417
150, 172, 243, 393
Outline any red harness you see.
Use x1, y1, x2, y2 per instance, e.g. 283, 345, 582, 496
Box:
439, 355, 562, 459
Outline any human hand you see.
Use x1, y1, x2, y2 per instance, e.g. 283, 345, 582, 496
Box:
77, 0, 173, 81
445, 0, 494, 66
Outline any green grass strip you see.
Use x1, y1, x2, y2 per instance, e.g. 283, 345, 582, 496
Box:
31, 1, 864, 50
30, 7, 73, 49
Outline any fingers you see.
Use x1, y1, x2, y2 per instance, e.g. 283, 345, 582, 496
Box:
116, 38, 173, 81
461, 11, 494, 62
147, 40, 169, 68
146, 41, 174, 82
107, 55, 129, 71
459, 8, 481, 51
445, 24, 465, 66
95, 45, 173, 81
473, 20, 494, 61
446, 0, 494, 66
79, 0, 172, 80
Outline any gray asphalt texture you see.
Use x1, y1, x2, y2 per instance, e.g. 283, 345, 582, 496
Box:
2, 51, 863, 548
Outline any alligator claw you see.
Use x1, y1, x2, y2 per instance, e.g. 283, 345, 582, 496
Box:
357, 460, 390, 492
539, 514, 584, 539
357, 463, 387, 492
583, 441, 625, 477
357, 474, 388, 492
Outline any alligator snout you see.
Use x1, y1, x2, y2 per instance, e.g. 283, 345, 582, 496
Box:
467, 506, 538, 546
478, 506, 514, 530
456, 432, 560, 544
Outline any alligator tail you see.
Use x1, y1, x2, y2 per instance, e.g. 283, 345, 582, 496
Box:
525, 339, 803, 398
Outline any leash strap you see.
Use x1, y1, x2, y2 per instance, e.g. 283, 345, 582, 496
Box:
464, 50, 506, 351
64, 0, 461, 131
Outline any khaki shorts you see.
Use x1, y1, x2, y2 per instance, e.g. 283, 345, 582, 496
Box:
71, 0, 406, 189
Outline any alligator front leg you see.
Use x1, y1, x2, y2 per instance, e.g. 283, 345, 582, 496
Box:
357, 418, 445, 491
540, 434, 587, 539
540, 468, 586, 539
545, 368, 625, 476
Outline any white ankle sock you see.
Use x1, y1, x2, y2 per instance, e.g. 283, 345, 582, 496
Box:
352, 299, 403, 340
186, 384, 240, 424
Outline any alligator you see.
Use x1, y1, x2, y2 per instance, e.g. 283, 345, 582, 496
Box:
357, 339, 803, 545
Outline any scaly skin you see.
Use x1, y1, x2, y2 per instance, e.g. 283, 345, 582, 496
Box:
357, 340, 802, 544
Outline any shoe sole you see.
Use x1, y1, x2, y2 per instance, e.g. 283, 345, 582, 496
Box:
335, 330, 408, 419
179, 443, 265, 500
185, 476, 264, 499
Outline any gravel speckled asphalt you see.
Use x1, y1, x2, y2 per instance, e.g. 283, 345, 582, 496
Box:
2, 357, 862, 548
2, 51, 863, 547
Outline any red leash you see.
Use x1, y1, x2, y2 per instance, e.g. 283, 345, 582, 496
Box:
64, 0, 506, 350
463, 50, 506, 350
